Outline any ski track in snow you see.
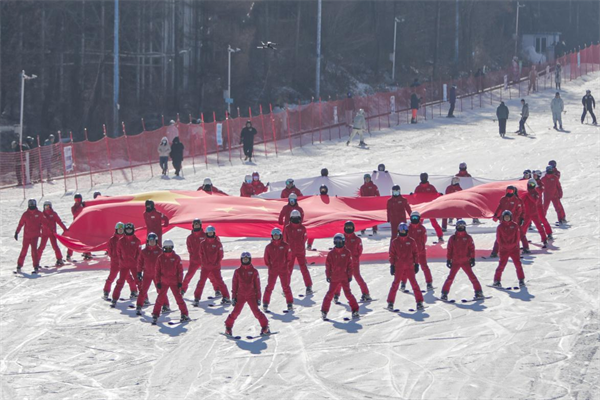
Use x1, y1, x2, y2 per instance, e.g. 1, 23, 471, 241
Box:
1, 73, 599, 399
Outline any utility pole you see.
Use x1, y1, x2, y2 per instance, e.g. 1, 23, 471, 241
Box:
113, 0, 119, 137
227, 45, 240, 115
315, 0, 322, 98
455, 0, 460, 64
19, 71, 38, 145
514, 2, 526, 57
392, 17, 404, 82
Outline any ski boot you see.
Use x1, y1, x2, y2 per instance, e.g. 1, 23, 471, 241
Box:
522, 248, 531, 254
214, 290, 222, 298
260, 325, 271, 336
519, 279, 526, 288
32, 266, 40, 274
440, 292, 449, 301
144, 298, 150, 306
286, 303, 293, 312
441, 227, 447, 232
321, 311, 328, 320
386, 302, 394, 311
225, 326, 233, 337
192, 298, 200, 307
15, 266, 22, 273
103, 291, 110, 301
346, 140, 350, 146
426, 282, 434, 291
359, 141, 367, 146
472, 218, 482, 225
400, 282, 406, 292
262, 303, 269, 312
437, 236, 444, 243
161, 305, 171, 313
221, 297, 231, 305
180, 314, 191, 323
135, 306, 142, 316
305, 286, 314, 296
66, 255, 72, 262
83, 253, 93, 260
130, 291, 138, 299
542, 240, 548, 248
416, 302, 425, 311
352, 310, 360, 319
333, 294, 340, 304
490, 252, 498, 258
547, 234, 554, 240
360, 293, 372, 302
151, 315, 158, 325
110, 300, 117, 308
55, 259, 65, 267
306, 243, 313, 250
492, 280, 502, 288
474, 290, 485, 300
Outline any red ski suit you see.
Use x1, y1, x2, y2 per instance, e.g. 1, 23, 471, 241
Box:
66, 202, 84, 258
406, 222, 432, 284
38, 209, 67, 261
335, 233, 368, 296
136, 245, 169, 308
193, 236, 230, 300
112, 234, 141, 301
263, 239, 294, 305
143, 209, 169, 246
554, 168, 561, 179
16, 209, 44, 267
442, 231, 481, 294
182, 229, 217, 293
387, 196, 412, 238
281, 186, 303, 199
283, 222, 312, 287
225, 264, 269, 329
491, 195, 529, 254
387, 236, 422, 303
197, 185, 226, 194
414, 183, 443, 238
360, 181, 380, 232
442, 183, 462, 230
455, 170, 471, 177
251, 180, 268, 195
278, 204, 304, 227
240, 182, 255, 197
494, 220, 525, 282
152, 252, 188, 316
104, 233, 136, 293
541, 173, 566, 221
521, 189, 551, 241
322, 247, 359, 314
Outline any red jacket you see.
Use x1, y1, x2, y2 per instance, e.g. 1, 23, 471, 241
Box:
41, 209, 67, 235
343, 232, 363, 261
240, 182, 255, 197
155, 252, 183, 284
107, 233, 123, 265
137, 245, 162, 276
117, 234, 141, 269
231, 264, 261, 299
496, 220, 521, 253
455, 170, 472, 177
535, 178, 545, 196
521, 189, 542, 218
283, 223, 307, 254
325, 247, 353, 281
359, 181, 380, 197
71, 202, 84, 219
281, 186, 303, 199
554, 169, 561, 179
387, 196, 412, 223
16, 209, 44, 239
414, 182, 439, 194
252, 180, 268, 195
197, 185, 226, 194
143, 209, 169, 236
264, 239, 292, 272
186, 230, 205, 265
446, 231, 475, 264
389, 236, 418, 269
445, 184, 462, 195
278, 204, 304, 226
493, 195, 524, 221
200, 236, 224, 268
408, 222, 427, 253
541, 174, 562, 200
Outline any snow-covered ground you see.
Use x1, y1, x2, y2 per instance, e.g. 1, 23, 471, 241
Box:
1, 73, 599, 399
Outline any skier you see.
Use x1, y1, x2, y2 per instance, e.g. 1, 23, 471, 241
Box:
262, 228, 294, 311
447, 85, 457, 118
333, 221, 371, 302
151, 239, 190, 324
37, 201, 68, 267
321, 234, 360, 320
548, 160, 561, 179
410, 92, 421, 124
581, 90, 597, 125
555, 62, 562, 90
373, 163, 387, 175
528, 65, 538, 93
158, 137, 171, 176
493, 210, 526, 288
278, 193, 304, 227
319, 184, 328, 195
110, 223, 140, 307
532, 170, 554, 238
442, 177, 462, 231
551, 92, 564, 130
197, 178, 226, 194
541, 165, 566, 224
14, 199, 44, 273
170, 136, 184, 177
387, 223, 424, 311
490, 186, 529, 257
251, 171, 268, 195
135, 232, 170, 315
283, 209, 313, 295
321, 168, 329, 177
192, 226, 231, 305
67, 193, 91, 261
413, 173, 444, 241
347, 108, 367, 147
520, 179, 548, 247
387, 185, 412, 239
359, 174, 380, 235
240, 175, 255, 197
517, 99, 529, 135
224, 252, 271, 337
455, 164, 480, 224
405, 212, 433, 291
239, 120, 258, 161
181, 219, 219, 296
143, 200, 169, 246
281, 178, 303, 198
496, 101, 509, 137
93, 191, 102, 199
441, 220, 483, 301
103, 222, 137, 300
521, 169, 532, 181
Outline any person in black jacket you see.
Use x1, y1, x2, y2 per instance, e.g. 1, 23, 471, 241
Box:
581, 90, 597, 125
11, 140, 30, 186
239, 120, 258, 162
410, 93, 420, 124
170, 137, 185, 177
496, 102, 509, 137
447, 85, 457, 118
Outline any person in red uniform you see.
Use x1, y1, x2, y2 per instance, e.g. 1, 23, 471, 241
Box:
224, 252, 271, 337
197, 178, 226, 194
192, 226, 231, 305
240, 175, 255, 197
135, 232, 170, 315
541, 165, 566, 224
103, 222, 137, 299
14, 199, 44, 273
456, 162, 471, 177
262, 228, 294, 311
530, 171, 554, 239
520, 169, 532, 181
334, 221, 371, 302
359, 174, 380, 235
38, 200, 68, 267
387, 184, 412, 239
181, 219, 219, 297
406, 212, 433, 290
67, 193, 90, 261
441, 220, 484, 301
305, 185, 329, 250
442, 177, 462, 231
281, 178, 303, 198
387, 223, 424, 311
520, 179, 549, 247
548, 160, 561, 179
110, 223, 140, 307
151, 239, 190, 324
278, 193, 304, 227
283, 209, 313, 295
251, 171, 268, 195
493, 210, 526, 288
143, 200, 169, 246
321, 234, 360, 320
413, 173, 444, 241
490, 186, 530, 257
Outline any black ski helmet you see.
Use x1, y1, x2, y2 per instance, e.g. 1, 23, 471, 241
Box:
344, 221, 355, 234
319, 184, 328, 195
321, 168, 329, 177
74, 193, 83, 202
241, 251, 252, 265
124, 222, 135, 235
410, 211, 421, 224
501, 210, 513, 221
290, 209, 302, 224
377, 164, 385, 172
192, 218, 202, 231
455, 219, 467, 231
420, 173, 428, 183
333, 233, 345, 248
27, 198, 37, 210
145, 200, 155, 212
147, 232, 158, 244
93, 191, 102, 199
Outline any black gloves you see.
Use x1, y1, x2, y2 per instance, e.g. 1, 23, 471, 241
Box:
470, 258, 476, 267
14, 232, 18, 241
326, 277, 331, 283
409, 192, 414, 195
348, 276, 353, 283
390, 264, 395, 275
232, 298, 237, 306
177, 282, 182, 288
156, 282, 162, 289
414, 263, 420, 274
446, 260, 452, 269
137, 272, 143, 281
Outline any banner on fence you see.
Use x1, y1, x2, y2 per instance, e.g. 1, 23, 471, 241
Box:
216, 123, 223, 146
64, 146, 74, 173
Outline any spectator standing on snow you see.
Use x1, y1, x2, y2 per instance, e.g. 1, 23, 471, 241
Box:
347, 109, 367, 147
517, 99, 529, 136
170, 137, 184, 177
410, 92, 421, 124
496, 101, 509, 137
239, 120, 258, 162
447, 85, 457, 118
158, 137, 171, 176
555, 63, 562, 90
581, 90, 597, 125
551, 92, 564, 130
528, 65, 538, 93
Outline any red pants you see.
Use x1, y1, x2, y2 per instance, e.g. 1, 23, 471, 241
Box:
103, 262, 136, 293
403, 252, 432, 284
442, 263, 482, 294
521, 216, 548, 242
289, 253, 313, 287
543, 196, 566, 221
494, 248, 525, 282
322, 280, 359, 313
387, 267, 424, 303
38, 234, 63, 261
193, 267, 230, 300
537, 209, 553, 236
429, 219, 443, 238
137, 274, 169, 308
152, 283, 188, 316
111, 267, 137, 301
335, 261, 369, 296
18, 237, 40, 267
225, 296, 268, 329
182, 262, 218, 293
263, 270, 294, 305
411, 109, 418, 120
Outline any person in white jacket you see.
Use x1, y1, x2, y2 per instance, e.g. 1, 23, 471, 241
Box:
158, 137, 171, 175
347, 109, 367, 147
550, 92, 564, 130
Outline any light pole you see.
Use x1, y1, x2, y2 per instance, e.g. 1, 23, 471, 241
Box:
227, 45, 241, 115
392, 16, 404, 82
19, 70, 38, 145
315, 0, 322, 98
514, 2, 526, 57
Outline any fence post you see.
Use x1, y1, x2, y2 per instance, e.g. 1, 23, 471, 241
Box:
102, 125, 114, 185
201, 113, 208, 167
259, 105, 268, 158
318, 98, 323, 143
70, 131, 79, 192
286, 107, 293, 152
237, 107, 242, 159
212, 111, 219, 165
269, 104, 279, 156
36, 136, 44, 197
83, 128, 94, 188
122, 122, 134, 181
226, 112, 233, 163
58, 131, 68, 193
